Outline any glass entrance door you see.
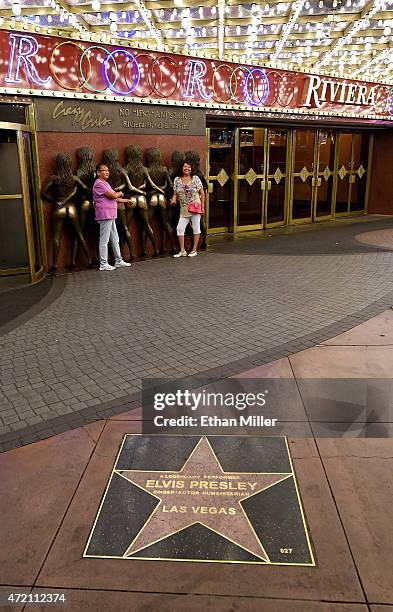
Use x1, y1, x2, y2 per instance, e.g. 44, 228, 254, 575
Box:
0, 121, 45, 281
349, 133, 370, 213
291, 129, 315, 222
0, 129, 29, 274
335, 133, 352, 214
265, 129, 289, 227
234, 127, 289, 230
207, 127, 235, 233
335, 132, 371, 215
207, 124, 373, 235
235, 127, 265, 230
314, 130, 335, 219
291, 129, 335, 223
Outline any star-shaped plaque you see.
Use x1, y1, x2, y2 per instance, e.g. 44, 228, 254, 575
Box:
119, 437, 290, 561
84, 435, 315, 565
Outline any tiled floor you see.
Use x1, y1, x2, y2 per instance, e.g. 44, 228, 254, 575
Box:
2, 216, 393, 450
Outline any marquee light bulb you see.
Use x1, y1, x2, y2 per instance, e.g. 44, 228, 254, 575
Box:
12, 2, 21, 16
91, 0, 100, 10
110, 21, 118, 32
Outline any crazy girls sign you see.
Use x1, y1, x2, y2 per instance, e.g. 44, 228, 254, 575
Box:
1, 30, 392, 118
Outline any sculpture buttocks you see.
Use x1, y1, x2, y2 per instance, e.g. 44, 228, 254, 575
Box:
41, 153, 92, 273
72, 146, 96, 268
124, 144, 159, 258
145, 147, 176, 255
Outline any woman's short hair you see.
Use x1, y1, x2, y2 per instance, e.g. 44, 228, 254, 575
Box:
182, 158, 196, 177
96, 163, 107, 174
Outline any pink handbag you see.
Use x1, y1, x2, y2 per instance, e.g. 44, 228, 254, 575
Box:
188, 201, 203, 214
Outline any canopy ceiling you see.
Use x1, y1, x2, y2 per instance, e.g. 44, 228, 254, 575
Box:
0, 0, 392, 83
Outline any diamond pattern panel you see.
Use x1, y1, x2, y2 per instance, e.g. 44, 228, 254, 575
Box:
338, 165, 348, 180
273, 167, 283, 184
322, 167, 331, 181
244, 167, 257, 186
216, 168, 229, 187
299, 167, 309, 183
357, 164, 365, 179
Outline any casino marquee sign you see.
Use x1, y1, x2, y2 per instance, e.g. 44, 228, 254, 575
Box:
1, 29, 393, 120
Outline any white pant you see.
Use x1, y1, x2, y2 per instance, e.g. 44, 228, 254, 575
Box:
177, 215, 201, 236
98, 219, 122, 265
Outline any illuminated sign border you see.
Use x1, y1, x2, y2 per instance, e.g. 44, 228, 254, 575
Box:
1, 30, 393, 122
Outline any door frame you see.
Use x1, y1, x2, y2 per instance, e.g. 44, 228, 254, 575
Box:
0, 117, 45, 282
206, 126, 234, 234
289, 128, 336, 225
234, 126, 265, 232
313, 129, 336, 223
264, 127, 291, 229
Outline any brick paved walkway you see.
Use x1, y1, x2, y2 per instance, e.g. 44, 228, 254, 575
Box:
1, 216, 393, 451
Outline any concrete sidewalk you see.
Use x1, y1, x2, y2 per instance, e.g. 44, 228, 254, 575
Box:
0, 306, 392, 610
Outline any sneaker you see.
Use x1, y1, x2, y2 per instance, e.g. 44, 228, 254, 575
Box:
173, 251, 187, 258
115, 260, 132, 268
99, 263, 115, 271
188, 251, 198, 257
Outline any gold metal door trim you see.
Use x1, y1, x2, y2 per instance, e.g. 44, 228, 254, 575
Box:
234, 127, 264, 232
26, 104, 46, 281
284, 131, 293, 226
206, 127, 210, 233
17, 130, 36, 282
0, 109, 46, 281
0, 267, 29, 276
331, 133, 339, 220
0, 121, 32, 132
206, 126, 235, 235
313, 134, 334, 223
364, 134, 374, 214
347, 132, 370, 215
0, 194, 22, 200
310, 131, 319, 221
335, 134, 350, 216
233, 127, 239, 230
208, 227, 229, 234
289, 130, 313, 225
265, 128, 288, 229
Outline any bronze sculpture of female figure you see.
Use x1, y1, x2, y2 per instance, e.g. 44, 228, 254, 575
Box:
124, 144, 161, 258
144, 148, 176, 255
41, 152, 92, 273
185, 150, 208, 249
71, 146, 95, 267
102, 148, 143, 262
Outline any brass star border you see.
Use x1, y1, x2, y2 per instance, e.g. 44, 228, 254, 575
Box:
84, 435, 315, 566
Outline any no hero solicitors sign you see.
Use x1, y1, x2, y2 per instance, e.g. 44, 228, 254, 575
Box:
1, 30, 392, 118
34, 98, 206, 135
